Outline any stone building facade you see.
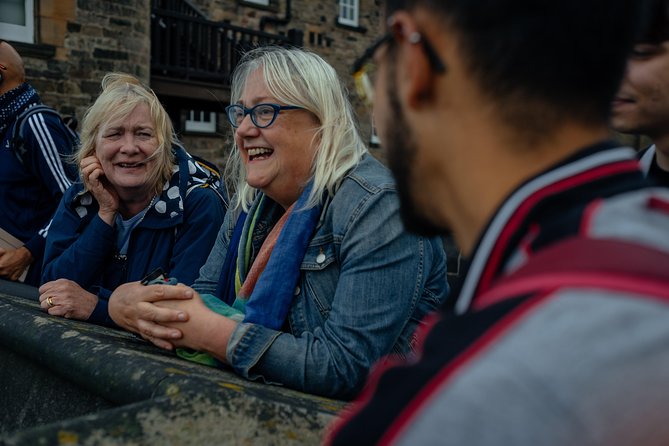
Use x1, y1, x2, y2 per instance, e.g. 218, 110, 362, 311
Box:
1, 0, 383, 169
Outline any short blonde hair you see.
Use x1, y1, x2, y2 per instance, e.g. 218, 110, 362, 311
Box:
76, 73, 176, 195
228, 47, 367, 210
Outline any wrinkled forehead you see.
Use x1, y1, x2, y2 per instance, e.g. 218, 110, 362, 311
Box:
98, 103, 154, 134
238, 68, 273, 103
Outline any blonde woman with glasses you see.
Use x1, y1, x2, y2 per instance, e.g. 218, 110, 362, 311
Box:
108, 47, 448, 400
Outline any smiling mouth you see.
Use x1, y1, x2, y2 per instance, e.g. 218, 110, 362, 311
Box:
117, 161, 146, 168
612, 97, 635, 106
248, 148, 274, 161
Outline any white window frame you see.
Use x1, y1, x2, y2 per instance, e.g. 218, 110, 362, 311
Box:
0, 0, 34, 43
338, 0, 359, 27
185, 110, 217, 134
244, 0, 270, 6
370, 118, 380, 146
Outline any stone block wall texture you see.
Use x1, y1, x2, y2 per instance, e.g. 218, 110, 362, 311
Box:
12, 1, 642, 171
12, 0, 383, 171
22, 0, 150, 122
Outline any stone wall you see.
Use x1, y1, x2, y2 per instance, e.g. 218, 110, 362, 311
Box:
13, 1, 643, 185
8, 0, 383, 168
178, 0, 384, 166
17, 0, 150, 125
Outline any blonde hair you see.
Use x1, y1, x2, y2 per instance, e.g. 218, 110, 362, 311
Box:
227, 46, 367, 211
76, 72, 176, 195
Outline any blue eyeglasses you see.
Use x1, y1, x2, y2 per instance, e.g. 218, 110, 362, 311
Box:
225, 103, 304, 129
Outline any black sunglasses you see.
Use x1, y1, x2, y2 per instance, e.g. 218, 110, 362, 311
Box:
351, 30, 446, 105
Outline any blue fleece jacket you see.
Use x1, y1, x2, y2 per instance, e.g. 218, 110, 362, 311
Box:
42, 145, 227, 326
0, 99, 78, 285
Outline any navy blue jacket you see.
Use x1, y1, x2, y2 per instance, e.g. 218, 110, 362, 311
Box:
0, 102, 78, 285
42, 146, 227, 326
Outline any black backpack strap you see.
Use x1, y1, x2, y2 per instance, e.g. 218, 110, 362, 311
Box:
186, 154, 229, 207
10, 105, 78, 167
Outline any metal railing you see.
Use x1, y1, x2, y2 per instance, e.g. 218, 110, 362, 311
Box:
151, 6, 300, 86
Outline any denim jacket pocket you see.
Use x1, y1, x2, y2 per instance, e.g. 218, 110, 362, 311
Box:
299, 241, 339, 321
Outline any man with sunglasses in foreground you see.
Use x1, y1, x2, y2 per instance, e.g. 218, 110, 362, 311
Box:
327, 0, 669, 444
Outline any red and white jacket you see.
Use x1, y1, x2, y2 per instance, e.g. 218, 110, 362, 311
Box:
327, 141, 669, 446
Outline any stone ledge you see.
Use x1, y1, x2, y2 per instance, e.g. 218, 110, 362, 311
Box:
0, 281, 344, 444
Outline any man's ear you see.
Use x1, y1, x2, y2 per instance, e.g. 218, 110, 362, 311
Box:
390, 11, 435, 109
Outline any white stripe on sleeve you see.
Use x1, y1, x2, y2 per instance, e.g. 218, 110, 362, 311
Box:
28, 113, 72, 193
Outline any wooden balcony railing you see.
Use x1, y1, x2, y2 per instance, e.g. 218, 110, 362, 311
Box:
151, 5, 301, 87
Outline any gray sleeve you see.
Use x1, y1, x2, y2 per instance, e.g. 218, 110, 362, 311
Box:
395, 292, 669, 446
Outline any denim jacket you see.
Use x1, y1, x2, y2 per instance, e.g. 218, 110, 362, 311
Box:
193, 154, 448, 399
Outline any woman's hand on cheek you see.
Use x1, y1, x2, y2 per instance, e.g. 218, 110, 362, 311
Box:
80, 155, 119, 225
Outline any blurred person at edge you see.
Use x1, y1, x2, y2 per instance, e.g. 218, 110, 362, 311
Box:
107, 47, 448, 399
0, 40, 78, 285
327, 0, 669, 444
612, 0, 669, 188
39, 73, 226, 327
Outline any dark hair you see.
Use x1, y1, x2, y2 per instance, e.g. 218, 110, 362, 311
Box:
384, 0, 653, 131
637, 0, 669, 44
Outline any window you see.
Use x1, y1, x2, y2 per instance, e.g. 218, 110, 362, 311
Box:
185, 110, 217, 134
0, 0, 34, 43
244, 0, 270, 5
338, 0, 359, 27
307, 29, 333, 48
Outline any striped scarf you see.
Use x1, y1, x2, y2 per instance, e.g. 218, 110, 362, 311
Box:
236, 182, 321, 330
176, 183, 321, 367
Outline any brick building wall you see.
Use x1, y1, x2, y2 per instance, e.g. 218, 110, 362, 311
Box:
5, 1, 646, 171
14, 0, 151, 126
171, 0, 385, 167
5, 0, 383, 170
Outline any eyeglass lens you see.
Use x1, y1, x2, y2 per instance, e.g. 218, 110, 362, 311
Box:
228, 104, 278, 128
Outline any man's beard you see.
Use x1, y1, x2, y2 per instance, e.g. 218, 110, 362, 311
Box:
384, 70, 446, 237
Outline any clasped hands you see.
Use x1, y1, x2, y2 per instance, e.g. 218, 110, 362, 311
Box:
108, 282, 233, 357
39, 279, 236, 361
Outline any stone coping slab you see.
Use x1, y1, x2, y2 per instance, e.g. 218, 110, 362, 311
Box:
0, 280, 345, 445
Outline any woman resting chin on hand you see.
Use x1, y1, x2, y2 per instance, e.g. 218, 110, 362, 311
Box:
40, 73, 226, 327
